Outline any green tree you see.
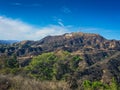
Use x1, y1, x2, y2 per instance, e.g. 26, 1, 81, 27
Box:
25, 52, 58, 80
6, 54, 19, 68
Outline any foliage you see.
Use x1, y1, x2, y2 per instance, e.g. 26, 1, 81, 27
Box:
0, 54, 20, 74
0, 50, 120, 90
70, 55, 82, 70
25, 52, 58, 80
0, 55, 8, 69
110, 78, 119, 90
83, 79, 120, 90
25, 51, 82, 81
5, 54, 19, 68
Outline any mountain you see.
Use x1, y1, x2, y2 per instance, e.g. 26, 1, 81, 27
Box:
0, 32, 120, 61
1, 32, 120, 56
34, 32, 120, 51
0, 32, 120, 90
0, 40, 18, 44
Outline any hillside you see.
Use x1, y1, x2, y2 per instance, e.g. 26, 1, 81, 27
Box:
0, 32, 120, 90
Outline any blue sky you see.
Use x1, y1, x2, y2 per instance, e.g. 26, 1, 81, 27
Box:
0, 0, 120, 40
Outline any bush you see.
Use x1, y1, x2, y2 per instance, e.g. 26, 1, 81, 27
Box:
83, 79, 120, 90
25, 52, 58, 80
5, 54, 19, 68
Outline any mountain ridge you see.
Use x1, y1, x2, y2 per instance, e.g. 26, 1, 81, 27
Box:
0, 32, 120, 56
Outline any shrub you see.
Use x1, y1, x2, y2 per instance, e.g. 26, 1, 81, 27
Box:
25, 52, 58, 80
83, 79, 120, 90
5, 54, 19, 68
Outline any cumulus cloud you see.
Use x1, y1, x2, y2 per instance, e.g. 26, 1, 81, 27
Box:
0, 16, 70, 40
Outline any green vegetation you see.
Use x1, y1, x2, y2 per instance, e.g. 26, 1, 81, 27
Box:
0, 54, 20, 74
83, 79, 120, 90
25, 52, 57, 80
0, 50, 120, 90
5, 54, 19, 68
25, 51, 82, 81
83, 80, 108, 90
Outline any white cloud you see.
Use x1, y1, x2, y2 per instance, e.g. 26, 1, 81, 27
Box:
52, 17, 65, 27
0, 16, 117, 41
58, 22, 64, 27
0, 16, 70, 40
61, 7, 71, 14
11, 2, 41, 7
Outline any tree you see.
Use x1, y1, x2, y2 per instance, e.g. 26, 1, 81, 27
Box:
6, 54, 19, 68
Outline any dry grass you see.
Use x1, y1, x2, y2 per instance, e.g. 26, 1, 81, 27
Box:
0, 75, 70, 90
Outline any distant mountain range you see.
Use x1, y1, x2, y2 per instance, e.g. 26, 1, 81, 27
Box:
0, 40, 19, 44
